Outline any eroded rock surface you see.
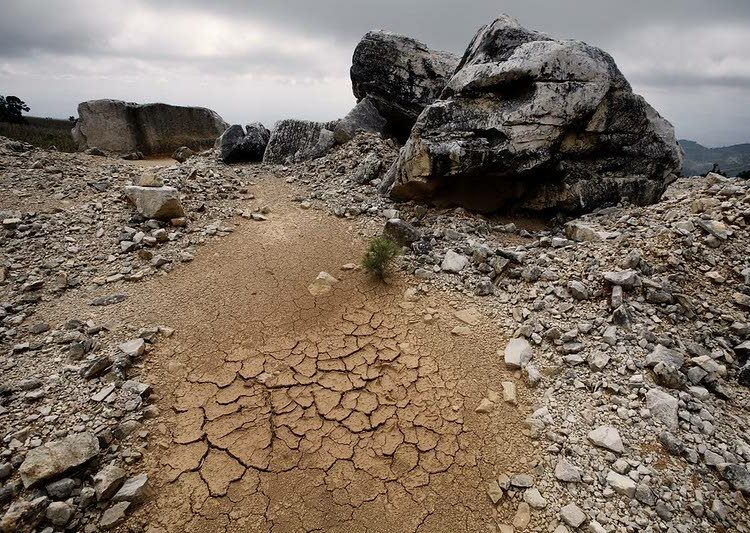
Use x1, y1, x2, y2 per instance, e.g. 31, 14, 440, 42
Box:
217, 123, 270, 163
263, 119, 339, 164
383, 15, 682, 214
72, 99, 228, 156
334, 98, 388, 145
350, 31, 459, 141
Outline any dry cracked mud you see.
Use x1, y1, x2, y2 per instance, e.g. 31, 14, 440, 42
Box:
33, 176, 536, 532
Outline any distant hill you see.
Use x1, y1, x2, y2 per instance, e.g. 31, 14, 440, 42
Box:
680, 140, 750, 177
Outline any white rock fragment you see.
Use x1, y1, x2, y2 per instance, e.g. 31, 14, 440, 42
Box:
606, 470, 637, 498
645, 388, 679, 430
441, 250, 468, 273
587, 425, 624, 453
503, 338, 533, 369
308, 271, 338, 296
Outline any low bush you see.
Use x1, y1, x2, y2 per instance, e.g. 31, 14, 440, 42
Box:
361, 236, 400, 280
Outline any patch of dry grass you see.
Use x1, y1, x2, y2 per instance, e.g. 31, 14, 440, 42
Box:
0, 116, 77, 152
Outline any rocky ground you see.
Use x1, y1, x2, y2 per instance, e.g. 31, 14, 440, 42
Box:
1, 134, 749, 532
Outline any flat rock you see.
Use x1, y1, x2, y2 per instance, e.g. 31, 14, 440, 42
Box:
587, 425, 624, 453
99, 501, 130, 530
560, 502, 586, 528
112, 473, 151, 504
646, 388, 679, 430
441, 250, 468, 273
19, 432, 100, 487
94, 464, 127, 501
606, 470, 637, 498
124, 186, 185, 221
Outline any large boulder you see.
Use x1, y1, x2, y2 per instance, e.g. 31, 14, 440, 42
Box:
72, 99, 228, 156
263, 119, 338, 164
350, 31, 459, 141
217, 123, 270, 163
381, 16, 682, 214
334, 98, 387, 144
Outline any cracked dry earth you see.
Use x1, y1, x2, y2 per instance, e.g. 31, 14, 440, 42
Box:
93, 177, 537, 532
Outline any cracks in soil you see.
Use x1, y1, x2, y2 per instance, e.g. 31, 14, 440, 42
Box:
124, 179, 534, 532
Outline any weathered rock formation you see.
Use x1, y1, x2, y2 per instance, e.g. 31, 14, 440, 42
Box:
334, 98, 387, 144
381, 16, 682, 213
263, 119, 339, 164
350, 31, 459, 141
72, 99, 228, 156
217, 123, 270, 163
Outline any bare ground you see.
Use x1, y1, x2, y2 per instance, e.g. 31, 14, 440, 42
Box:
30, 175, 536, 532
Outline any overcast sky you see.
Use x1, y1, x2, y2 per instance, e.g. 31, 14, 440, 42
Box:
1, 0, 749, 147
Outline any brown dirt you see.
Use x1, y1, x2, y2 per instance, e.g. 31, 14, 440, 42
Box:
32, 175, 537, 532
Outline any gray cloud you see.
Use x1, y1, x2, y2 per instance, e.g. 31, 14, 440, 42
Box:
1, 0, 749, 146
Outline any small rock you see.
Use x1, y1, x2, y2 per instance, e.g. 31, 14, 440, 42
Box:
504, 338, 533, 369
587, 425, 624, 453
45, 501, 72, 526
308, 271, 338, 296
603, 270, 641, 289
441, 250, 468, 273
513, 501, 531, 529
100, 501, 130, 530
560, 502, 586, 528
645, 388, 679, 430
501, 381, 517, 405
510, 473, 534, 488
118, 338, 146, 358
523, 488, 547, 509
383, 218, 420, 246
555, 459, 582, 483
606, 470, 637, 498
112, 473, 151, 504
123, 186, 185, 221
94, 464, 127, 501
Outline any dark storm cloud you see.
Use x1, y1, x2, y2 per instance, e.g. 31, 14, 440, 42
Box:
181, 1, 750, 46
1, 0, 749, 146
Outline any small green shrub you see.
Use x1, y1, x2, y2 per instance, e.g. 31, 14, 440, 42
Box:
361, 236, 400, 280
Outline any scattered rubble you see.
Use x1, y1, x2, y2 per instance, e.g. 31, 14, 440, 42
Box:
1, 114, 749, 532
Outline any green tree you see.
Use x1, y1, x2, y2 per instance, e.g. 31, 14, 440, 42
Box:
0, 95, 30, 123
738, 169, 750, 180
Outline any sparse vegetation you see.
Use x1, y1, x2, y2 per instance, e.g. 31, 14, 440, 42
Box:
739, 169, 750, 179
361, 236, 400, 280
0, 116, 77, 152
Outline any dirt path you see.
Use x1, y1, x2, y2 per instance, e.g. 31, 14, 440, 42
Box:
58, 176, 536, 532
